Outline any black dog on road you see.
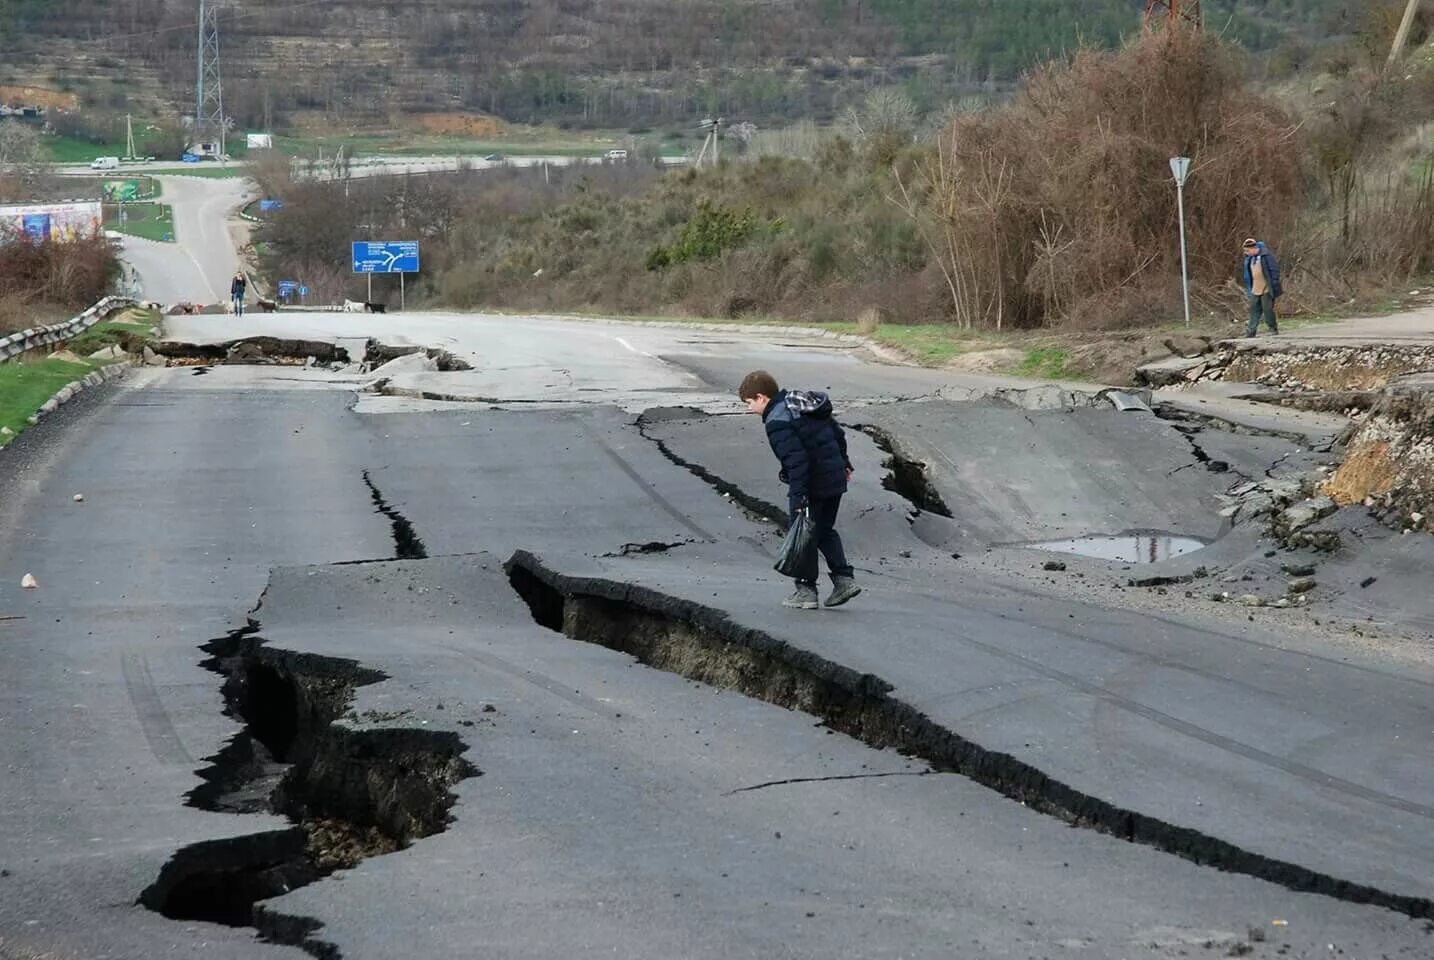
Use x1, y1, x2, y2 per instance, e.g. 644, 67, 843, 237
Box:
365, 302, 386, 314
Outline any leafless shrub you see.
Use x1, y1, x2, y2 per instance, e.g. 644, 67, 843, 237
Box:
902, 28, 1303, 330
0, 235, 119, 321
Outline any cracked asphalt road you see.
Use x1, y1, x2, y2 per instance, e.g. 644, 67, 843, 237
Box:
2, 313, 1433, 959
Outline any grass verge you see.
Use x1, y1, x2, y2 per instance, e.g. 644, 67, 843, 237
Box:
147, 166, 252, 178
105, 203, 174, 242
65, 307, 158, 357
44, 136, 128, 163
0, 306, 155, 440
1019, 346, 1071, 380
0, 356, 106, 438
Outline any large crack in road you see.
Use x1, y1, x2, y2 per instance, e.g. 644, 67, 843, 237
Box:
846, 422, 954, 517
504, 550, 1434, 923
636, 410, 957, 532
141, 617, 476, 957
362, 469, 429, 559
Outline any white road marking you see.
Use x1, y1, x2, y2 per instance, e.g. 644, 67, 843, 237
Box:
613, 336, 655, 358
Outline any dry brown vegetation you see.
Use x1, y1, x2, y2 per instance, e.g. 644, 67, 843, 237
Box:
0, 235, 119, 334
902, 29, 1303, 330
247, 19, 1434, 339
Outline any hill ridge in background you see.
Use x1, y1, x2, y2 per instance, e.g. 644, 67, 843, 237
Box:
1, 0, 1353, 130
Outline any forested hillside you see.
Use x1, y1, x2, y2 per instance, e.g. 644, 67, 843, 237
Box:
0, 0, 1361, 130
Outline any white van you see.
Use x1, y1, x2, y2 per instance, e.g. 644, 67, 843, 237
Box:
605, 149, 628, 161
90, 156, 120, 171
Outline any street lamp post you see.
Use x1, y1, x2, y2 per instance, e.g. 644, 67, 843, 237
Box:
1170, 156, 1192, 328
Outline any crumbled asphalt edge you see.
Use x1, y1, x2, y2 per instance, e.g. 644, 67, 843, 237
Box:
141, 608, 478, 956
846, 423, 953, 518
504, 549, 1434, 922
601, 540, 695, 557
1153, 403, 1330, 449
364, 340, 473, 372
152, 337, 351, 364
361, 469, 429, 559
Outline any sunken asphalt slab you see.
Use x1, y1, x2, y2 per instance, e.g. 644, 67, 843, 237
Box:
1, 342, 1433, 958
236, 555, 1428, 959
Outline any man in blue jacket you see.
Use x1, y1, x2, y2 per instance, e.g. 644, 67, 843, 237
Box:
740, 370, 861, 610
1241, 238, 1281, 337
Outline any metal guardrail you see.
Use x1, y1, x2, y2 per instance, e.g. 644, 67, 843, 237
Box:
0, 296, 139, 362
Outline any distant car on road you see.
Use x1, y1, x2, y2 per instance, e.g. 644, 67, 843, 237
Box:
605, 149, 629, 161
103, 230, 124, 248
90, 156, 120, 170
483, 153, 503, 162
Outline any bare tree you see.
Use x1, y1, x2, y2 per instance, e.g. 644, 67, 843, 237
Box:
842, 88, 917, 144
0, 122, 47, 201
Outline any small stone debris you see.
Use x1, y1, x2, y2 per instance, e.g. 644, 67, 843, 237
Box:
1359, 576, 1378, 589
1280, 562, 1315, 577
1042, 560, 1067, 572
21, 574, 38, 589
1287, 577, 1317, 595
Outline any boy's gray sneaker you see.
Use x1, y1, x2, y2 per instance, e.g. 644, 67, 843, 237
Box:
824, 576, 862, 607
783, 584, 819, 610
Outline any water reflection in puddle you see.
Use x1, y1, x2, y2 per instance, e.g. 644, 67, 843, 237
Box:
1025, 533, 1208, 564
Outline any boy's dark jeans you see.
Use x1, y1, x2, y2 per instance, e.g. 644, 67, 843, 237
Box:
1246, 291, 1277, 336
791, 495, 853, 586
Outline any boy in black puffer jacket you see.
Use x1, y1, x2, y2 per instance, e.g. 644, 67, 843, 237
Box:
739, 370, 861, 610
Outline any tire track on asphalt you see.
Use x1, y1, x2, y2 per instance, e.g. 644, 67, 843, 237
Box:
572, 416, 717, 543
121, 652, 194, 765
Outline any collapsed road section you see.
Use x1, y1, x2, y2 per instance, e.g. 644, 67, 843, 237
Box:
504, 549, 1434, 922
140, 620, 476, 956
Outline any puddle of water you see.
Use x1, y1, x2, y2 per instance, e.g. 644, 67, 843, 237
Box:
1024, 533, 1208, 564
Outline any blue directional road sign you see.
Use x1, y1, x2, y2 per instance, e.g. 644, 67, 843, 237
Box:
352, 241, 419, 274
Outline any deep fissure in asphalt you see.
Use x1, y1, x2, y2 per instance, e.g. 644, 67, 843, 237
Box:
847, 424, 954, 518
504, 550, 1434, 922
362, 469, 429, 559
635, 413, 954, 529
1165, 422, 1237, 476
140, 622, 477, 957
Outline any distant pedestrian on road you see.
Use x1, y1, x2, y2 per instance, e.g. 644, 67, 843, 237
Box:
739, 370, 861, 610
230, 271, 247, 317
1241, 237, 1281, 337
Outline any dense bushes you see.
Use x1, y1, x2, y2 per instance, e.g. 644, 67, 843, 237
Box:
255, 25, 1434, 333
0, 235, 119, 333
909, 28, 1303, 329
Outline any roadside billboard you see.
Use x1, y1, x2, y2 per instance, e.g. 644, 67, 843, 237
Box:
103, 180, 143, 202
246, 133, 273, 149
0, 201, 102, 244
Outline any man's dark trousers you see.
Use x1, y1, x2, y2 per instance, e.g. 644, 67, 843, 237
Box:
791, 495, 853, 585
1246, 291, 1277, 336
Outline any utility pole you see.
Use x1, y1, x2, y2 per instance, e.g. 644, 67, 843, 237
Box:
196, 0, 225, 158
695, 116, 726, 168
123, 113, 137, 160
1170, 157, 1192, 328
1387, 0, 1422, 70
